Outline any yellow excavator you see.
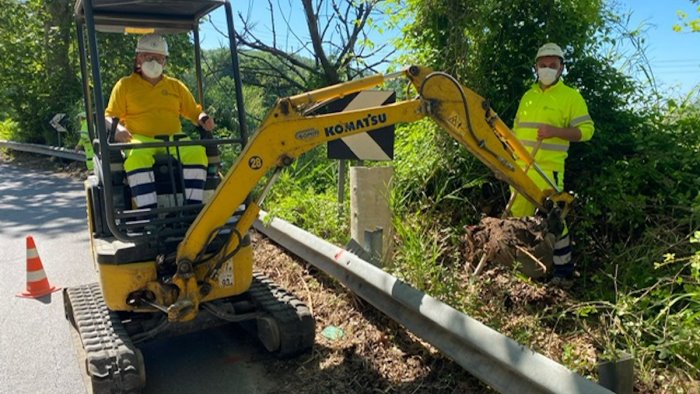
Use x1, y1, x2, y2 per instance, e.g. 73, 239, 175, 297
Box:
65, 0, 572, 392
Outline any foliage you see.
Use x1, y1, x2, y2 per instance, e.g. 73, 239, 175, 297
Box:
398, 0, 603, 121
234, 0, 395, 87
0, 118, 19, 140
562, 230, 700, 388
390, 0, 700, 386
673, 0, 700, 33
571, 91, 700, 271
194, 48, 306, 141
392, 119, 499, 225
263, 148, 348, 244
0, 0, 80, 144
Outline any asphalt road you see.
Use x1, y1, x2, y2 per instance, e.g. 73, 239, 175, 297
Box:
0, 163, 276, 394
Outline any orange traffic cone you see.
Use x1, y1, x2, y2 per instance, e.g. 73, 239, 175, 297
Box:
16, 235, 60, 298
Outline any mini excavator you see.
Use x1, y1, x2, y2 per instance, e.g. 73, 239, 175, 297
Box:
66, 1, 572, 392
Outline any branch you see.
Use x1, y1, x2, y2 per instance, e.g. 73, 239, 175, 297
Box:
235, 29, 316, 75
238, 51, 309, 91
302, 0, 339, 84
336, 1, 375, 70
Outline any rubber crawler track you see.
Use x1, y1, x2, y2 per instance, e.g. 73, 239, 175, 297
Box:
249, 272, 316, 357
63, 283, 145, 394
63, 274, 313, 392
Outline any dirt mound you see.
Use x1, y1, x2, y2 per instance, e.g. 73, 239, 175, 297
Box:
463, 215, 556, 278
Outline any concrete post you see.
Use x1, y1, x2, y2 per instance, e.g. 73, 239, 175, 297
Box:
350, 166, 393, 265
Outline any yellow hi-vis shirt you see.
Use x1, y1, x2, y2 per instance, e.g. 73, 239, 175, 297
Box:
513, 79, 594, 172
105, 73, 202, 137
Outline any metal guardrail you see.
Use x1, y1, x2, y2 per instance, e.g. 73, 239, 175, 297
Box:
254, 211, 613, 394
0, 140, 85, 162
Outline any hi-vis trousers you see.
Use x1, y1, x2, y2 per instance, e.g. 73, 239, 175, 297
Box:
123, 134, 207, 209
510, 168, 573, 278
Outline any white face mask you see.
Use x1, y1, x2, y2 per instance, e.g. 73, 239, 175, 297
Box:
537, 67, 559, 86
141, 60, 163, 79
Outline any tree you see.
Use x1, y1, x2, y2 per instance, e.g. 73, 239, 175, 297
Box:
0, 0, 80, 143
0, 0, 195, 144
226, 0, 396, 89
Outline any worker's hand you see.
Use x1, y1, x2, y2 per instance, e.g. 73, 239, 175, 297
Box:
114, 128, 132, 143
198, 113, 215, 131
536, 124, 559, 139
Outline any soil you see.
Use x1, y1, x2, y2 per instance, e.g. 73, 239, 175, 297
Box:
463, 215, 556, 278
253, 234, 489, 393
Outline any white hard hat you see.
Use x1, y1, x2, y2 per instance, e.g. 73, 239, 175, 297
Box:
536, 43, 564, 61
136, 34, 169, 56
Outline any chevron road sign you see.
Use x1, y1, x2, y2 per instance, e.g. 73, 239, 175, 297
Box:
321, 90, 396, 161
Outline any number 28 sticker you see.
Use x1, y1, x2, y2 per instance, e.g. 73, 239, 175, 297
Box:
248, 156, 263, 169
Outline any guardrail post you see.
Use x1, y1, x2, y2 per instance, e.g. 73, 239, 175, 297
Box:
597, 352, 634, 394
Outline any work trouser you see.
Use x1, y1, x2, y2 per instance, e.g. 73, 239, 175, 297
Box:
509, 168, 573, 278
123, 134, 207, 209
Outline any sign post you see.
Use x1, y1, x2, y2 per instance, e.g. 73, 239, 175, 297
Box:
49, 113, 67, 147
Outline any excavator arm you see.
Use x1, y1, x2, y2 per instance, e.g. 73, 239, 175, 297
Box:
167, 65, 572, 321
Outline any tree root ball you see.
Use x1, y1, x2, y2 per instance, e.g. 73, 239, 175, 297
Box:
463, 216, 556, 278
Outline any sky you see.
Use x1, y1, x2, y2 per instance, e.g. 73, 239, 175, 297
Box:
198, 1, 700, 96
613, 0, 700, 95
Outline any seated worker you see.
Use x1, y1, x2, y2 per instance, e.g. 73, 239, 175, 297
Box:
105, 34, 214, 209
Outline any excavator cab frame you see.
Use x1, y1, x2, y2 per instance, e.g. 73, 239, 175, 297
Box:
67, 2, 316, 392
74, 0, 249, 246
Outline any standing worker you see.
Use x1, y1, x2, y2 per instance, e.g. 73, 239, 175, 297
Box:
75, 112, 94, 171
510, 42, 594, 288
105, 34, 214, 210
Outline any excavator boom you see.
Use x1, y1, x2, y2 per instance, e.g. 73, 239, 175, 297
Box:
165, 65, 572, 321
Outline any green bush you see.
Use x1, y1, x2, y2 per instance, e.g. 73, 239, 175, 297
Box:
0, 118, 19, 140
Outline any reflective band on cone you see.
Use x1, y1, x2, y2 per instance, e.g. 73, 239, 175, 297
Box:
16, 235, 60, 298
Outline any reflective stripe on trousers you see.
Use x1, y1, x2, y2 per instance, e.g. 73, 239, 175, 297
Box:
123, 134, 208, 209
127, 168, 157, 208
126, 165, 207, 208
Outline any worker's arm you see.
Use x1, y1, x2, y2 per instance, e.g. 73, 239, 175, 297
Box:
536, 125, 581, 141
103, 117, 132, 142
540, 91, 594, 142
174, 79, 215, 131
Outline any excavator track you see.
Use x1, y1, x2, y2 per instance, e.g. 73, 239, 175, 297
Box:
248, 272, 315, 357
63, 283, 146, 394
62, 275, 313, 392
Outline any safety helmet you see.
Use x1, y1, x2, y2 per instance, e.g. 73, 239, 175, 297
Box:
536, 43, 564, 61
136, 34, 169, 56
